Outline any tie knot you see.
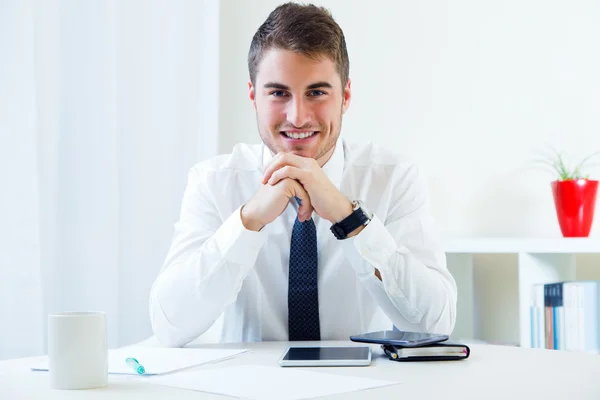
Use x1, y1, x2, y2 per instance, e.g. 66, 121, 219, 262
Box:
294, 196, 302, 206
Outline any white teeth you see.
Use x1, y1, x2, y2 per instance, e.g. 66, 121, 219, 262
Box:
284, 131, 316, 139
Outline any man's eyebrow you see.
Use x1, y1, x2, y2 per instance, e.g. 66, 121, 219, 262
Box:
306, 82, 333, 90
263, 82, 289, 90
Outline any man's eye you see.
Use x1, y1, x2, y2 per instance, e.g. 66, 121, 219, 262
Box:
271, 91, 288, 97
308, 90, 325, 97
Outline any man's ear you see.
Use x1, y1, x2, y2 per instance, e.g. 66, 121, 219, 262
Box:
248, 79, 256, 110
342, 78, 351, 114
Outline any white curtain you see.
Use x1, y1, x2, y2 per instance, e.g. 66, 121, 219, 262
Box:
0, 0, 219, 360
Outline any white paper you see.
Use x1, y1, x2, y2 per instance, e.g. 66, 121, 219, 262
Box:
30, 348, 248, 375
145, 364, 400, 400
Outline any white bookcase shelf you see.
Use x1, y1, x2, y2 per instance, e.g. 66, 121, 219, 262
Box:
443, 238, 600, 347
444, 238, 600, 254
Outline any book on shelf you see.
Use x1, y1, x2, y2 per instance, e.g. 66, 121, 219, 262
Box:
530, 280, 600, 353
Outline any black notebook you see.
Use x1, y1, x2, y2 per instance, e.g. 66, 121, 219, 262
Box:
381, 341, 470, 361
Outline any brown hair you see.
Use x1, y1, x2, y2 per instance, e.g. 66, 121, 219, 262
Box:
248, 2, 349, 88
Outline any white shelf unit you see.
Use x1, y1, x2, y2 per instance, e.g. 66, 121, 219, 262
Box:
443, 238, 600, 347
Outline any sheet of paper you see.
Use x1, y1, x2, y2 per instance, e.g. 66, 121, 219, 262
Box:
145, 364, 400, 400
30, 348, 248, 375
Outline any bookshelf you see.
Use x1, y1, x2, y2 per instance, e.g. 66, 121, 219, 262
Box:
443, 237, 600, 347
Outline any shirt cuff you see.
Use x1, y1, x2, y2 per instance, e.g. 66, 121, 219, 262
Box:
213, 205, 268, 265
342, 215, 397, 276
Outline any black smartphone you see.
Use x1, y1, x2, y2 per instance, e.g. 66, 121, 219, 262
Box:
349, 330, 449, 347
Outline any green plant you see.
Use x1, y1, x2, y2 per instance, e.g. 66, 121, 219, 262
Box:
536, 148, 600, 181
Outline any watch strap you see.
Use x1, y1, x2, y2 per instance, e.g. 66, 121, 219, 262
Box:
330, 206, 370, 239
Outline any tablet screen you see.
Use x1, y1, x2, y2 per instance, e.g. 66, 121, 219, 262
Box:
282, 347, 370, 362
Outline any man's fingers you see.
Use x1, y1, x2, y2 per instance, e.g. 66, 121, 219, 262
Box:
268, 166, 307, 186
262, 153, 311, 184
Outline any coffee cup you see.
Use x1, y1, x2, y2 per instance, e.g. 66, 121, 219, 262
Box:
47, 311, 108, 389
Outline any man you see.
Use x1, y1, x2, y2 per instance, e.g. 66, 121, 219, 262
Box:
150, 2, 457, 347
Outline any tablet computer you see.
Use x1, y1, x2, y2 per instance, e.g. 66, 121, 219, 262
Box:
349, 330, 449, 347
278, 346, 372, 367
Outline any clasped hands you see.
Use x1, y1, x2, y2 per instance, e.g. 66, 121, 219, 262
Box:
240, 153, 354, 232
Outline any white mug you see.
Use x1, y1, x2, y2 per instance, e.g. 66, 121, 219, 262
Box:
48, 311, 108, 390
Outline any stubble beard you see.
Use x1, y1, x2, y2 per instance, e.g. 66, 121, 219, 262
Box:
256, 114, 343, 164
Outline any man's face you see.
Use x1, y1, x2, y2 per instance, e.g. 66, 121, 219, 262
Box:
249, 48, 351, 166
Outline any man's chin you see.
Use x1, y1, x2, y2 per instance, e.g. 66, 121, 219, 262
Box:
277, 142, 318, 157
285, 147, 318, 159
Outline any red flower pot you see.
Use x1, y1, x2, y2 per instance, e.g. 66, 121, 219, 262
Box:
551, 179, 598, 237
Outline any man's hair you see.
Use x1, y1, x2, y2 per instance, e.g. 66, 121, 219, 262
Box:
248, 2, 349, 88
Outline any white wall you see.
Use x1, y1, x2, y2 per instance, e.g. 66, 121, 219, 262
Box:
219, 0, 600, 238
0, 0, 220, 359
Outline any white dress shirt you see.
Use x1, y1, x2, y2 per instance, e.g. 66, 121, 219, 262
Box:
150, 137, 457, 347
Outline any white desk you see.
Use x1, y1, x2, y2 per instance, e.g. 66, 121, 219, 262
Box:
1, 341, 599, 399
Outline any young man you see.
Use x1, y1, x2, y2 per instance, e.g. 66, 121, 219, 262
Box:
150, 2, 457, 347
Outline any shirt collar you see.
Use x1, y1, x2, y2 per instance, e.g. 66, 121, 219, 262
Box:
260, 136, 345, 190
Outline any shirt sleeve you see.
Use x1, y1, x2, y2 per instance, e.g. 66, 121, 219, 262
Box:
341, 163, 457, 335
149, 166, 267, 347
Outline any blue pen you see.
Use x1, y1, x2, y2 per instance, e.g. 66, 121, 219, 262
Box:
125, 357, 146, 375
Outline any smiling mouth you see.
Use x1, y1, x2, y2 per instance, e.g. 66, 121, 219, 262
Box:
280, 131, 319, 140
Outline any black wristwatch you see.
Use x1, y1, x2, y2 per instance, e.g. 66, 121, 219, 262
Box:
330, 200, 373, 239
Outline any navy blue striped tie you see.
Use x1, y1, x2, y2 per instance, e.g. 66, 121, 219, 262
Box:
288, 199, 320, 341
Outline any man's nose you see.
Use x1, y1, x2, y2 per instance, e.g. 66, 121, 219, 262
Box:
286, 97, 311, 128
